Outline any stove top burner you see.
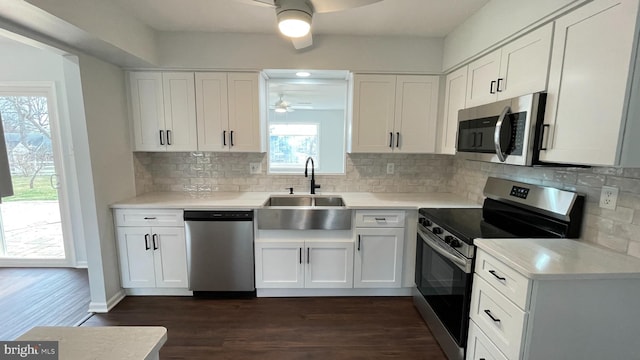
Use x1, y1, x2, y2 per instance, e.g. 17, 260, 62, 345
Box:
419, 208, 515, 243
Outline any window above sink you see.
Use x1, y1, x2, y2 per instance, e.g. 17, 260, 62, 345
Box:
264, 69, 349, 175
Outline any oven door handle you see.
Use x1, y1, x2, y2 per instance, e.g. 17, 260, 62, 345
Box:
419, 230, 472, 273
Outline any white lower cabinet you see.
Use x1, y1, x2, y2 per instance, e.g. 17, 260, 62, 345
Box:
255, 240, 354, 289
114, 209, 189, 292
354, 227, 404, 288
468, 248, 640, 359
466, 320, 508, 360
116, 226, 188, 289
354, 210, 405, 288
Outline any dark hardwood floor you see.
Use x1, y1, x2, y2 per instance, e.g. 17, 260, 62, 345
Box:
83, 296, 446, 359
0, 267, 91, 340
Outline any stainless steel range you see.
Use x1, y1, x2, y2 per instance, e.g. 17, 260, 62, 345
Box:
413, 177, 585, 360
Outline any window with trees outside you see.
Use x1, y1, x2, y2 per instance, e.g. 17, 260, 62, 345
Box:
269, 123, 319, 171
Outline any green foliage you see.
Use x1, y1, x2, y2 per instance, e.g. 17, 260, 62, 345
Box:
3, 176, 58, 202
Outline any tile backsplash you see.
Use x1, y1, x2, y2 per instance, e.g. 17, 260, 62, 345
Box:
134, 152, 454, 195
450, 158, 640, 259
134, 151, 640, 259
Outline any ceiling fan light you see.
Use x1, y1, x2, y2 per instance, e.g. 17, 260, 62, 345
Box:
275, 107, 287, 113
277, 10, 311, 38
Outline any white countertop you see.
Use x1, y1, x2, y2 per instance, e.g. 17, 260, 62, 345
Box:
17, 326, 167, 360
475, 238, 640, 280
110, 191, 479, 210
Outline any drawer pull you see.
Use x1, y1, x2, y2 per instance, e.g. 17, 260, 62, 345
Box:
374, 217, 386, 221
489, 270, 506, 281
484, 309, 501, 323
144, 217, 157, 220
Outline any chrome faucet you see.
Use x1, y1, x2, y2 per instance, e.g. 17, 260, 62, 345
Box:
304, 157, 321, 194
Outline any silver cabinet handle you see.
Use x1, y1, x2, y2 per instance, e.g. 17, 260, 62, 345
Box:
144, 234, 150, 250
144, 217, 157, 220
307, 247, 310, 264
489, 270, 506, 281
152, 234, 158, 250
357, 235, 361, 251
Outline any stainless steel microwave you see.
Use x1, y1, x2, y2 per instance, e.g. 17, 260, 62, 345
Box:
457, 92, 547, 166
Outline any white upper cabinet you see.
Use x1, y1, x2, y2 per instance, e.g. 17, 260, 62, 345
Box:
540, 0, 640, 166
194, 72, 228, 151
162, 73, 198, 151
439, 66, 468, 155
195, 72, 265, 152
351, 75, 396, 153
129, 72, 198, 152
129, 72, 165, 152
466, 23, 553, 107
226, 72, 265, 152
351, 74, 439, 153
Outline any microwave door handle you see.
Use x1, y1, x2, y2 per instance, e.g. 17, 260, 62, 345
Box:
494, 106, 511, 162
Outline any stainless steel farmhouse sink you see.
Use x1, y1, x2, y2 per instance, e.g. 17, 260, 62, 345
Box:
257, 196, 351, 230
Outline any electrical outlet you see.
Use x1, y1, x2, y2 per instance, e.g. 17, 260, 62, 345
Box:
249, 162, 262, 174
387, 163, 395, 175
599, 186, 619, 210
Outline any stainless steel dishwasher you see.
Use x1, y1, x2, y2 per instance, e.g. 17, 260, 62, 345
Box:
184, 210, 255, 296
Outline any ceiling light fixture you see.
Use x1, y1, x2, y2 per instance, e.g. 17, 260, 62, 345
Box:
274, 95, 290, 113
296, 71, 311, 77
276, 1, 313, 38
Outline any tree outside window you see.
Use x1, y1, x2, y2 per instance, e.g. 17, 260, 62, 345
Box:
269, 123, 319, 172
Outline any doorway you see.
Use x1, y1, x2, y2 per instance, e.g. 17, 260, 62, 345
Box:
0, 83, 74, 266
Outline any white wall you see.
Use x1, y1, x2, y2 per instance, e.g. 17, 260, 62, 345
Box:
0, 40, 87, 266
442, 0, 586, 71
156, 32, 444, 74
24, 0, 157, 65
74, 52, 136, 311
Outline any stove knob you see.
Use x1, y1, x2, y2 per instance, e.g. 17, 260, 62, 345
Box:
444, 235, 453, 244
424, 219, 432, 227
449, 239, 462, 248
431, 227, 443, 235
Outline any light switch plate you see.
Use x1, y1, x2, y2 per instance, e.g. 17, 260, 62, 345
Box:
599, 186, 619, 210
249, 162, 262, 174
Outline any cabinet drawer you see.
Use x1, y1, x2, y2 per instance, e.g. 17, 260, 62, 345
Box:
114, 209, 184, 227
470, 275, 527, 360
466, 320, 508, 360
355, 210, 405, 227
475, 249, 531, 309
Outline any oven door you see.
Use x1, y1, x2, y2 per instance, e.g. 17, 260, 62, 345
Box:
415, 229, 473, 347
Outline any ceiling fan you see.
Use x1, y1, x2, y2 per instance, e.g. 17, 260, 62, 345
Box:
273, 95, 295, 112
235, 0, 384, 49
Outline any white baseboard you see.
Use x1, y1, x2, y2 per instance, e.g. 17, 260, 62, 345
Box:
125, 288, 193, 296
256, 287, 413, 297
88, 289, 126, 313
74, 261, 88, 268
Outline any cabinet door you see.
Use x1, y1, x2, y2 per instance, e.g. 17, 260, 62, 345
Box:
227, 72, 263, 152
354, 227, 404, 288
305, 241, 354, 288
351, 74, 396, 153
116, 227, 156, 288
129, 72, 165, 152
394, 75, 439, 153
162, 72, 198, 152
255, 241, 305, 288
540, 0, 638, 166
152, 227, 189, 288
195, 72, 229, 151
497, 23, 553, 100
440, 66, 467, 155
466, 50, 501, 107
